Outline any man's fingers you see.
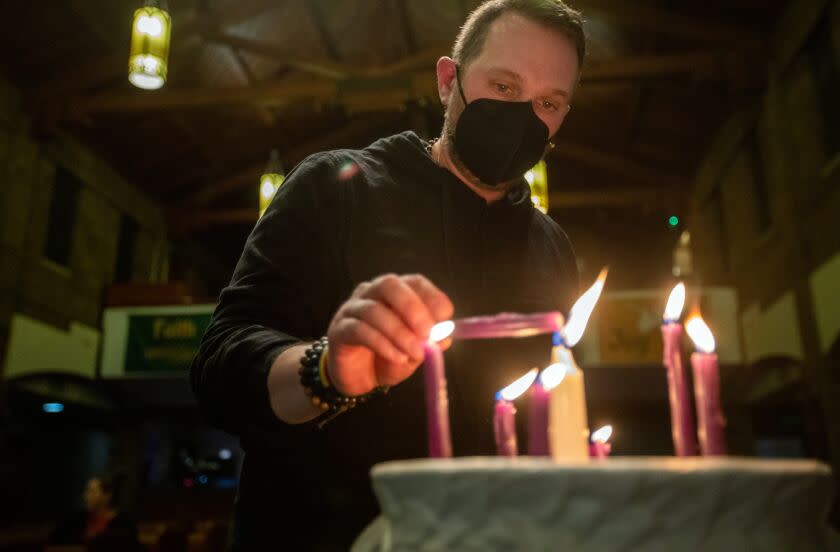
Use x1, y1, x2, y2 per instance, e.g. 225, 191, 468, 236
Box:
374, 356, 422, 387
331, 317, 408, 365
403, 274, 454, 322
363, 274, 435, 338
341, 299, 425, 360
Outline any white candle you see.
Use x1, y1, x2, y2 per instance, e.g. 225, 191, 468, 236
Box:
545, 348, 590, 459
543, 268, 608, 460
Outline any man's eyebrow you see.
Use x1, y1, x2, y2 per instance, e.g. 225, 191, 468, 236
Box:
486, 68, 523, 82
486, 67, 570, 98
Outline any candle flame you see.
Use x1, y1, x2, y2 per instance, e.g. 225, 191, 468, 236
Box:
539, 362, 568, 390
685, 315, 716, 354
663, 282, 686, 322
591, 425, 613, 443
499, 368, 538, 401
429, 320, 455, 342
562, 267, 608, 347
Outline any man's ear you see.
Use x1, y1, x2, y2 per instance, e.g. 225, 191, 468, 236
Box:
436, 56, 458, 106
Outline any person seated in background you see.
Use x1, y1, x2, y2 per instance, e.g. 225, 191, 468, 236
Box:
49, 471, 140, 550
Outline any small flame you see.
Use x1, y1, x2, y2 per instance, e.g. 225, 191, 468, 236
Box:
685, 315, 716, 354
563, 267, 608, 347
591, 425, 613, 443
538, 362, 568, 390
663, 283, 686, 322
429, 320, 455, 343
499, 368, 538, 401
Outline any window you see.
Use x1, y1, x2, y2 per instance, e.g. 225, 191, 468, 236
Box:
114, 215, 139, 283
805, 15, 840, 156
43, 166, 81, 266
746, 129, 772, 233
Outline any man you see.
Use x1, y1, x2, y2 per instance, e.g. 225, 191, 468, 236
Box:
191, 1, 585, 549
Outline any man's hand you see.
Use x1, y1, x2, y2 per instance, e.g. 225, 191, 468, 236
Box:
326, 274, 454, 397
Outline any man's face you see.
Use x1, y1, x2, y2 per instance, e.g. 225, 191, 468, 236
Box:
440, 11, 579, 190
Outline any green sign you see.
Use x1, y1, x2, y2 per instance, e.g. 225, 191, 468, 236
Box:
125, 313, 211, 373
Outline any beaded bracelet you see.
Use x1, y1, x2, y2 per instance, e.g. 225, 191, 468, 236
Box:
298, 337, 384, 419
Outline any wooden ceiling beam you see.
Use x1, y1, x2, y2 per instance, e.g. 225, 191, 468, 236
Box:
551, 142, 681, 186
206, 35, 730, 83
306, 1, 341, 61
398, 0, 419, 54
62, 72, 437, 118
203, 32, 445, 80
226, 46, 278, 126
183, 111, 400, 206
168, 208, 257, 235
583, 51, 724, 81
33, 0, 282, 102
549, 187, 684, 209
59, 50, 735, 119
202, 31, 349, 79
585, 2, 764, 45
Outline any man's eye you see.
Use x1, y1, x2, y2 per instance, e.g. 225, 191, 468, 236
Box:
540, 99, 559, 112
494, 83, 512, 94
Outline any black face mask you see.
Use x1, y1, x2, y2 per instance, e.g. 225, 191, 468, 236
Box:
451, 67, 550, 186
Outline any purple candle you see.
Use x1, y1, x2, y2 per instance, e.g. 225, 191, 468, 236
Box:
494, 400, 517, 456
423, 321, 455, 458
661, 283, 698, 457
588, 425, 613, 459
527, 380, 550, 456
451, 311, 564, 340
494, 368, 538, 457
686, 316, 727, 456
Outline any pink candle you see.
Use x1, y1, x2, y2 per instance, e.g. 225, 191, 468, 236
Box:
527, 381, 550, 456
662, 323, 698, 456
494, 400, 518, 456
661, 283, 698, 456
451, 311, 564, 340
588, 441, 612, 458
423, 322, 455, 458
588, 425, 613, 459
494, 369, 538, 457
686, 316, 727, 456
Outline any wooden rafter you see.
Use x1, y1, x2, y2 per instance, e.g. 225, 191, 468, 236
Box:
62, 72, 437, 118
202, 32, 445, 80
168, 208, 256, 234
397, 0, 418, 54
550, 142, 681, 186
306, 0, 341, 61
184, 111, 400, 206
585, 1, 764, 45
583, 51, 723, 81
59, 50, 737, 120
549, 187, 684, 209
226, 45, 278, 126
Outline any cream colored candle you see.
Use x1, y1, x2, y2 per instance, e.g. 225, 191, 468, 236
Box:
546, 345, 590, 460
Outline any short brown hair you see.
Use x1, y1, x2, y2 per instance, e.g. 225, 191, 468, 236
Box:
453, 0, 586, 71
